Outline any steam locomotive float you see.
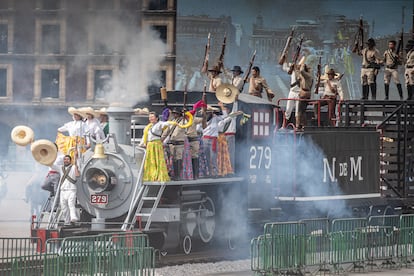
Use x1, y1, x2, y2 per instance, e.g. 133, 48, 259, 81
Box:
29, 90, 414, 254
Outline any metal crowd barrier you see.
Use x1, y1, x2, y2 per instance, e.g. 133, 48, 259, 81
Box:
0, 232, 155, 275
251, 214, 414, 275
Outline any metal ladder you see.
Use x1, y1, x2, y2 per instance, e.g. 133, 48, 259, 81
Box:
122, 182, 166, 231
46, 184, 63, 229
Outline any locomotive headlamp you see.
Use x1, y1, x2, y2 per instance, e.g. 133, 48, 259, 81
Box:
92, 143, 107, 159
85, 167, 116, 192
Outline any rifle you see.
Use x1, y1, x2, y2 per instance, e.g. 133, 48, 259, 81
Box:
240, 50, 256, 92
201, 33, 211, 74
314, 56, 322, 94
183, 83, 188, 112
278, 28, 294, 65
352, 16, 364, 55
288, 35, 304, 75
217, 33, 227, 72
202, 81, 207, 129
160, 87, 168, 108
396, 28, 404, 61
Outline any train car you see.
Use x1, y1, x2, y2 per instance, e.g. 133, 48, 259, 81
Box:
28, 89, 414, 254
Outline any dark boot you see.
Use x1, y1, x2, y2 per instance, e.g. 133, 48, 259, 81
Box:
362, 85, 369, 100
397, 83, 403, 100
173, 160, 182, 180
370, 83, 377, 100
192, 158, 199, 180
408, 85, 413, 100
384, 84, 389, 100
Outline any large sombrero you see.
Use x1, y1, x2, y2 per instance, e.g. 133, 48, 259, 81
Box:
31, 139, 57, 166
95, 107, 108, 115
216, 84, 239, 104
68, 107, 83, 117
10, 125, 34, 146
78, 106, 99, 118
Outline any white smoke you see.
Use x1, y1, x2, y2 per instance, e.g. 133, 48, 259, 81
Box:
69, 15, 167, 107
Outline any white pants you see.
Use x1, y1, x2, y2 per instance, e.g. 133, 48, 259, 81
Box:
60, 190, 79, 224
285, 91, 299, 121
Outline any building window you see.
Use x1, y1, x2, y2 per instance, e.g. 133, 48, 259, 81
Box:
252, 110, 270, 137
0, 24, 7, 53
36, 20, 66, 55
94, 70, 112, 100
148, 0, 167, 10
42, 24, 60, 54
148, 70, 166, 95
34, 64, 65, 101
41, 0, 60, 10
41, 69, 59, 98
0, 64, 13, 100
0, 69, 7, 97
152, 25, 167, 43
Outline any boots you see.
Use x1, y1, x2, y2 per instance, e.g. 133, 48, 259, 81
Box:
408, 85, 413, 101
384, 84, 389, 100
397, 83, 403, 100
192, 158, 199, 180
370, 83, 377, 100
362, 85, 369, 100
295, 115, 302, 130
173, 160, 182, 180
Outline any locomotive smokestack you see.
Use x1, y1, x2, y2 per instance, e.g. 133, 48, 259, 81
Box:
107, 106, 133, 145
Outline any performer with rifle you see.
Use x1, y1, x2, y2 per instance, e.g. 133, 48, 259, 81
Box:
404, 39, 414, 100
313, 68, 344, 126
383, 39, 404, 100
359, 37, 382, 100
240, 50, 256, 93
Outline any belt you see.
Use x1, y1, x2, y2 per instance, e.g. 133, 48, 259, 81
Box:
301, 88, 310, 92
48, 171, 59, 174
188, 137, 199, 142
249, 92, 262, 97
169, 140, 184, 145
407, 65, 414, 69
225, 132, 235, 136
386, 65, 397, 69
203, 136, 217, 139
148, 139, 161, 142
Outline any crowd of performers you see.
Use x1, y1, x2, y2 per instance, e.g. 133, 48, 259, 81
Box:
139, 100, 241, 182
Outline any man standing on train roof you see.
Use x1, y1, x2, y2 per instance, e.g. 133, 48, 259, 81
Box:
162, 108, 186, 180
383, 40, 403, 100
231, 65, 244, 92
296, 59, 313, 131
404, 39, 414, 100
59, 154, 80, 226
208, 65, 223, 92
359, 38, 382, 100
248, 66, 275, 100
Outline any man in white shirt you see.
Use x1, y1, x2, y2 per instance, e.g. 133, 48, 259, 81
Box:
59, 155, 80, 225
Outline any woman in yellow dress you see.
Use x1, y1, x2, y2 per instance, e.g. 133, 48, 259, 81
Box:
140, 112, 173, 182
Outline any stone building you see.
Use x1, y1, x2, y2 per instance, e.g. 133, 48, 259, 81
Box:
0, 0, 176, 166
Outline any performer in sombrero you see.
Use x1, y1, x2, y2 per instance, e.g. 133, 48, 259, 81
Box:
56, 107, 88, 162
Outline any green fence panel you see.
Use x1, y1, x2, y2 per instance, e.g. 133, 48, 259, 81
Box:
366, 215, 400, 266
399, 214, 414, 266
250, 234, 272, 274
300, 218, 330, 271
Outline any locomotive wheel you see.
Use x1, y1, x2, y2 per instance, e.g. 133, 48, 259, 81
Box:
197, 196, 215, 243
182, 235, 192, 255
